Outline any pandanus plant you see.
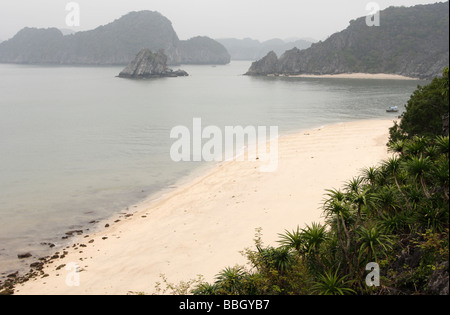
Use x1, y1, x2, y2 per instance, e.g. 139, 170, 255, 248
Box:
361, 166, 380, 188
214, 266, 247, 295
382, 156, 411, 210
311, 270, 356, 295
278, 223, 327, 256
356, 225, 394, 263
435, 135, 449, 157
403, 154, 433, 198
388, 139, 406, 154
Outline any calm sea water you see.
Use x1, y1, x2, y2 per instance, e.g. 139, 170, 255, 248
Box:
0, 61, 424, 277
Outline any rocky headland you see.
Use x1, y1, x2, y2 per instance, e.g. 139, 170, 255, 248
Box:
245, 2, 449, 80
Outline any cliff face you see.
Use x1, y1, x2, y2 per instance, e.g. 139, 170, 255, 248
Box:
118, 49, 188, 79
0, 11, 230, 66
246, 2, 449, 79
244, 51, 279, 76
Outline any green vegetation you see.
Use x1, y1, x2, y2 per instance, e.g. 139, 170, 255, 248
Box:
188, 69, 449, 295
390, 68, 449, 141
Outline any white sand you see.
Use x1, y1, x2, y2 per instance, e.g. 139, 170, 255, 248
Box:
14, 119, 395, 295
289, 73, 419, 80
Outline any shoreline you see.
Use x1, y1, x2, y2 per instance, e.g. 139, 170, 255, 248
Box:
11, 118, 396, 295
287, 73, 419, 80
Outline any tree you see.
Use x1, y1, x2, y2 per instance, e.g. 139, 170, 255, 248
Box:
300, 223, 327, 256
382, 157, 409, 206
351, 188, 374, 227
361, 166, 380, 187
390, 68, 449, 140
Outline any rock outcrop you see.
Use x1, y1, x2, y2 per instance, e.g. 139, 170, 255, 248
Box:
427, 261, 449, 295
118, 49, 188, 79
245, 2, 449, 79
244, 51, 279, 76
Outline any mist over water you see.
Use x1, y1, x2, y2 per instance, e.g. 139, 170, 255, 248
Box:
0, 61, 423, 276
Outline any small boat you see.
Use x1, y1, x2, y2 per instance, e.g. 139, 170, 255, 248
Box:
386, 106, 399, 113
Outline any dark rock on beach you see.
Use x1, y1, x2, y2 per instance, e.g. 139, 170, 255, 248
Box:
65, 230, 83, 236
17, 253, 32, 259
30, 261, 44, 270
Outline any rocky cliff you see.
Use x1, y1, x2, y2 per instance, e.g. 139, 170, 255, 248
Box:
246, 2, 449, 79
118, 49, 188, 79
245, 51, 279, 76
0, 11, 230, 66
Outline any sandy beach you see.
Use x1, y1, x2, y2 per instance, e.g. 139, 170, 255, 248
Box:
13, 118, 395, 295
288, 73, 419, 80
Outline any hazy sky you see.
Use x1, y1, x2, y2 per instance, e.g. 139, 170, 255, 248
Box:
0, 0, 444, 42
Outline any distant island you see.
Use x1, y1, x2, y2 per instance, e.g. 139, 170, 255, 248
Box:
0, 11, 230, 66
215, 37, 315, 61
179, 36, 232, 65
118, 49, 188, 79
245, 2, 449, 79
